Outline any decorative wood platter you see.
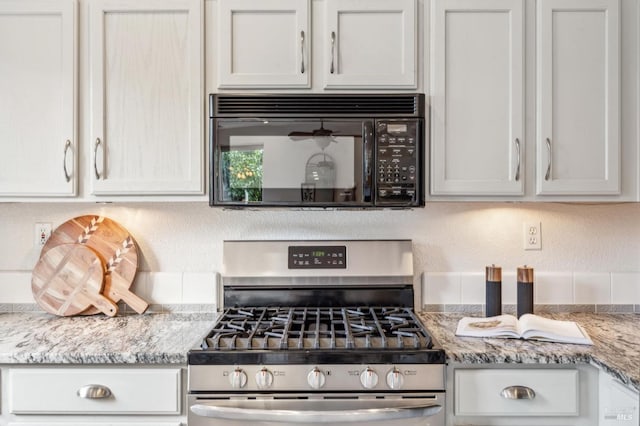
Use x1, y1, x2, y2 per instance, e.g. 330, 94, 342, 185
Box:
41, 215, 147, 314
31, 243, 117, 317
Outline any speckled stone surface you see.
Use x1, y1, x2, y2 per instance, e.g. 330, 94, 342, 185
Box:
0, 312, 216, 364
1, 311, 637, 394
419, 312, 640, 393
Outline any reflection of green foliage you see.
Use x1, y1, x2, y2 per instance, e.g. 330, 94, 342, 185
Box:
223, 150, 263, 201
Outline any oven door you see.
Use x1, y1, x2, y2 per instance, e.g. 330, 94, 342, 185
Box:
211, 119, 374, 208
188, 393, 445, 426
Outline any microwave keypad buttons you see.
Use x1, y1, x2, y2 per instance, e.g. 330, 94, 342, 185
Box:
375, 120, 418, 204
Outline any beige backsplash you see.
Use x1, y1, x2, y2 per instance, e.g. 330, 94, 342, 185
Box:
1, 202, 638, 311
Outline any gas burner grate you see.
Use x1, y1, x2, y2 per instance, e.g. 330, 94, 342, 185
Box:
201, 307, 432, 351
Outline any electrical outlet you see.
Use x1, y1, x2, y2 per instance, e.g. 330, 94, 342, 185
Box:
35, 223, 52, 247
523, 222, 541, 250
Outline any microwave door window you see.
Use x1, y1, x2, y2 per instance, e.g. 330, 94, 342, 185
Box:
217, 120, 363, 205
221, 143, 263, 202
263, 135, 356, 203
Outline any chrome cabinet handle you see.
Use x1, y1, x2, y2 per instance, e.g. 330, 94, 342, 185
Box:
501, 385, 536, 400
93, 138, 102, 180
300, 30, 305, 74
544, 137, 552, 181
77, 384, 112, 399
63, 139, 72, 182
330, 31, 336, 74
514, 138, 521, 182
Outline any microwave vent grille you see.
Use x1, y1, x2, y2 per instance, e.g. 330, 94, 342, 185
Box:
212, 94, 423, 117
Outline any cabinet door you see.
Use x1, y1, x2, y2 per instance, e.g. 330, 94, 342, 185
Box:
10, 367, 181, 414
324, 0, 417, 89
536, 0, 620, 195
430, 0, 524, 195
89, 0, 203, 195
0, 0, 76, 197
217, 0, 310, 88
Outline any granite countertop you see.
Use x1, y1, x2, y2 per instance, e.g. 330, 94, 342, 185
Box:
419, 312, 640, 393
0, 312, 216, 364
0, 311, 638, 394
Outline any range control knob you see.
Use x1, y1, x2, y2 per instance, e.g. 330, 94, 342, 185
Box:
255, 367, 274, 389
360, 367, 379, 389
386, 368, 405, 390
229, 368, 247, 389
307, 367, 326, 389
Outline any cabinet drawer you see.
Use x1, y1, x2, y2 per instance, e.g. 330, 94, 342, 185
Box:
9, 367, 181, 414
454, 368, 578, 416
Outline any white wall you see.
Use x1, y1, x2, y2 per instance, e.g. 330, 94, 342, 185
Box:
0, 202, 639, 309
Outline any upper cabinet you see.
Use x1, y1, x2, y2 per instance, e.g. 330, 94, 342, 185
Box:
323, 0, 417, 89
536, 0, 620, 195
89, 0, 204, 195
216, 0, 417, 90
430, 0, 524, 196
217, 0, 310, 89
0, 0, 77, 197
429, 0, 635, 201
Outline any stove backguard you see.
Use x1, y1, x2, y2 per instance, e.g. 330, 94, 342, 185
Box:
221, 240, 419, 309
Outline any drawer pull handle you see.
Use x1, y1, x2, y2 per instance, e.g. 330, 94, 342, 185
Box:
77, 384, 112, 399
500, 385, 535, 400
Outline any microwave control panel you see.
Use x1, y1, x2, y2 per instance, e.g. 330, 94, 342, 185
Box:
375, 120, 420, 205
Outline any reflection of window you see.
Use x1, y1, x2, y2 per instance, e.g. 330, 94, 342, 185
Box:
221, 149, 263, 201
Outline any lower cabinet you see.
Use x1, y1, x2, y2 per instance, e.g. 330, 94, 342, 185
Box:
447, 364, 599, 426
598, 369, 639, 426
1, 366, 185, 425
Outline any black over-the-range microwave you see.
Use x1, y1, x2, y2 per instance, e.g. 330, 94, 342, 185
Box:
209, 93, 426, 208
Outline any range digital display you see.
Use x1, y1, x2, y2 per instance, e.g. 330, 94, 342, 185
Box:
288, 245, 347, 269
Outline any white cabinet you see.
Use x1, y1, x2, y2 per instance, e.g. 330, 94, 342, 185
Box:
447, 364, 599, 425
536, 0, 621, 195
455, 368, 578, 416
0, 0, 77, 197
598, 371, 639, 425
430, 0, 524, 195
217, 0, 310, 88
216, 0, 417, 90
3, 366, 184, 425
323, 0, 417, 89
429, 0, 635, 201
89, 0, 204, 195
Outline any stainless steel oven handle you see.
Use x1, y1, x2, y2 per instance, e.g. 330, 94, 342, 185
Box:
190, 403, 442, 423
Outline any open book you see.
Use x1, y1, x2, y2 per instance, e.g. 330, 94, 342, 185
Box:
455, 314, 593, 345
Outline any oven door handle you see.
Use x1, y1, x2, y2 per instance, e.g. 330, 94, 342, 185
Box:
190, 402, 442, 423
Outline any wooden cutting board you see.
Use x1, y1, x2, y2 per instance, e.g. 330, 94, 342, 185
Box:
31, 243, 118, 317
42, 215, 148, 314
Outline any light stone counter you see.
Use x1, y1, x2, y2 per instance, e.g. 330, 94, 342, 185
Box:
0, 312, 216, 364
0, 311, 637, 394
419, 312, 640, 393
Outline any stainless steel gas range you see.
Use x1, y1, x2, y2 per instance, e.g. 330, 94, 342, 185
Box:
187, 240, 446, 426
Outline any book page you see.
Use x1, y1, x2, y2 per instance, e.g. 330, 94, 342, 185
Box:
455, 315, 520, 338
519, 314, 593, 345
